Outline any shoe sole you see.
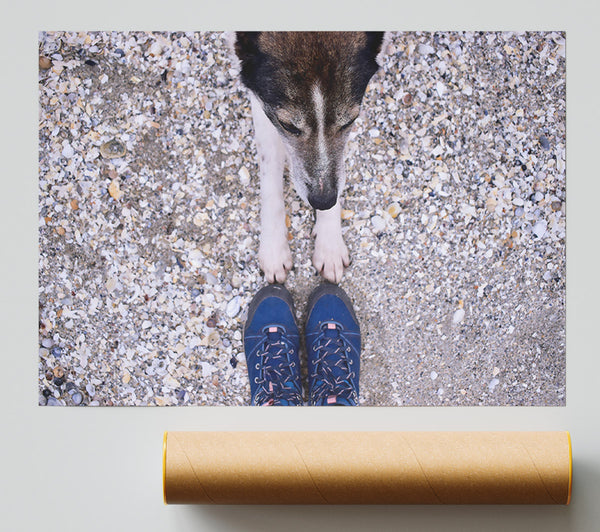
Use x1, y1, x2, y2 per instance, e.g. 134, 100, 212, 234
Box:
244, 283, 298, 338
306, 282, 359, 326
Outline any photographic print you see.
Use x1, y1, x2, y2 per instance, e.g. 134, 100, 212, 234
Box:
38, 31, 565, 406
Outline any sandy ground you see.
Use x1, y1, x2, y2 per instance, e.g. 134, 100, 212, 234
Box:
38, 31, 565, 406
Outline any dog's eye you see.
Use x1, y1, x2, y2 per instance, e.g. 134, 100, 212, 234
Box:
279, 120, 302, 136
339, 117, 357, 131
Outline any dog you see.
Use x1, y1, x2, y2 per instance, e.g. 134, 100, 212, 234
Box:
233, 32, 387, 283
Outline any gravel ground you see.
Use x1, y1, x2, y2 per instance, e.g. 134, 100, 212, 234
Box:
38, 31, 565, 407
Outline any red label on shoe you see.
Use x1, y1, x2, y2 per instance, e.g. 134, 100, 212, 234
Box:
327, 395, 337, 404
268, 326, 278, 333
327, 323, 336, 329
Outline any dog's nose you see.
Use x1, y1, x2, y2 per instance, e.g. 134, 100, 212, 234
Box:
308, 192, 338, 211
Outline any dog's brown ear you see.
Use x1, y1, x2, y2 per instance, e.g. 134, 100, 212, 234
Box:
234, 32, 267, 94
365, 31, 390, 66
234, 32, 262, 61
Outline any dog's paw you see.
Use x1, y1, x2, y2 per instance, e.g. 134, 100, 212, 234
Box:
259, 238, 293, 283
313, 235, 350, 284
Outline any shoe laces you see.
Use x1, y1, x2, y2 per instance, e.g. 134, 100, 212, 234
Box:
309, 322, 358, 405
252, 326, 302, 406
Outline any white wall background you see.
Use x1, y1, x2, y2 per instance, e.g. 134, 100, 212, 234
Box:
1, 1, 598, 530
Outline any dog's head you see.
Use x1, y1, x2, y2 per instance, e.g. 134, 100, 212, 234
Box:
235, 32, 387, 211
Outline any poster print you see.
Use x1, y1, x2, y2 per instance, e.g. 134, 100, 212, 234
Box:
38, 31, 565, 406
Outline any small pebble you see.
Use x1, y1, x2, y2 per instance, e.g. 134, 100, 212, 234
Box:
46, 397, 60, 406
207, 331, 220, 347
488, 378, 500, 392
201, 361, 216, 378
539, 136, 550, 150
100, 139, 126, 159
205, 272, 218, 284
387, 203, 401, 218
108, 179, 123, 201
452, 308, 465, 324
230, 356, 238, 369
435, 81, 446, 97
62, 142, 75, 159
72, 392, 83, 405
532, 220, 548, 238
417, 43, 435, 55
39, 56, 52, 70
402, 93, 413, 106
188, 249, 204, 269
105, 277, 118, 293
226, 296, 241, 318
371, 215, 386, 233
238, 166, 250, 185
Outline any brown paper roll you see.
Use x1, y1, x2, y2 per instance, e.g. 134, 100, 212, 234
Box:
163, 431, 572, 505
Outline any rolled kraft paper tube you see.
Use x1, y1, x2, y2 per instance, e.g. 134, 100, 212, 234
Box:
163, 431, 572, 505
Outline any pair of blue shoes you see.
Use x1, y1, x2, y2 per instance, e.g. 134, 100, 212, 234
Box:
244, 283, 361, 406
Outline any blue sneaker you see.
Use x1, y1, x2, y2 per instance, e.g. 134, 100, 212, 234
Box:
243, 284, 303, 406
305, 283, 361, 406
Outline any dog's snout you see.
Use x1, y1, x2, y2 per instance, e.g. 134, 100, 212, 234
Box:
308, 192, 338, 211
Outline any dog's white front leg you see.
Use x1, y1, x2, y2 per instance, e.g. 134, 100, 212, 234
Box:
251, 94, 293, 283
313, 201, 350, 284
